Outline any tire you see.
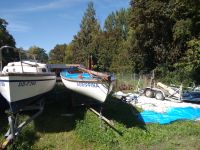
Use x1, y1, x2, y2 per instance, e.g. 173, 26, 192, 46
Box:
144, 89, 154, 98
155, 91, 165, 100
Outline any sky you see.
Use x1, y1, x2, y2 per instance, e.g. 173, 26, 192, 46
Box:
0, 0, 130, 53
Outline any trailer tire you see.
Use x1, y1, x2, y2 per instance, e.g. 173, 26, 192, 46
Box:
144, 89, 154, 98
155, 91, 165, 100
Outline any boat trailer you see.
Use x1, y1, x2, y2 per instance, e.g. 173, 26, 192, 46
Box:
0, 99, 44, 149
143, 82, 183, 102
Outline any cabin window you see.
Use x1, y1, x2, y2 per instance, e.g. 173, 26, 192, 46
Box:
42, 68, 47, 72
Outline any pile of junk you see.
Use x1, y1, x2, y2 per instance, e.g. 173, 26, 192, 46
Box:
113, 74, 200, 124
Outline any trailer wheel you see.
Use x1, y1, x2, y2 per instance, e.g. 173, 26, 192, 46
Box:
144, 89, 154, 98
155, 91, 165, 100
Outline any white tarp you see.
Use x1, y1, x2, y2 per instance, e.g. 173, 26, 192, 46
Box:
113, 91, 200, 113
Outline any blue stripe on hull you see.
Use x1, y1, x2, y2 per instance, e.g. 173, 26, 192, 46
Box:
0, 78, 55, 82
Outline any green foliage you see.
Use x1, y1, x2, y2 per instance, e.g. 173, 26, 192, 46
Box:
125, 0, 200, 78
7, 123, 38, 150
155, 66, 193, 86
64, 43, 73, 64
48, 43, 74, 64
0, 18, 15, 48
65, 0, 199, 78
98, 8, 130, 72
27, 46, 48, 63
109, 42, 132, 73
75, 111, 119, 150
172, 38, 200, 84
173, 19, 192, 41
186, 38, 200, 68
71, 1, 101, 67
129, 0, 176, 72
18, 47, 28, 60
49, 44, 67, 64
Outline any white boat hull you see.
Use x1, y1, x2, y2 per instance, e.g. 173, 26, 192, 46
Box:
0, 73, 56, 112
61, 77, 112, 103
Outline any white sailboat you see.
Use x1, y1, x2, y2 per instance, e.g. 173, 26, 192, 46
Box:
60, 65, 114, 103
0, 46, 56, 113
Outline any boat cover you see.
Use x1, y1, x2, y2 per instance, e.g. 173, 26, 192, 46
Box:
113, 91, 200, 124
139, 107, 200, 124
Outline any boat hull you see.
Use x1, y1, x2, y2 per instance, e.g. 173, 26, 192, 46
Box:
61, 76, 112, 103
0, 73, 56, 113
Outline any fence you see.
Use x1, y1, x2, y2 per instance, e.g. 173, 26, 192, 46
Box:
113, 72, 153, 92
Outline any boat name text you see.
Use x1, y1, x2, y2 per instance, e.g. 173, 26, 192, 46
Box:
18, 81, 36, 87
77, 82, 99, 88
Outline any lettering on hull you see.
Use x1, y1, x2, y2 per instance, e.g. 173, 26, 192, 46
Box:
18, 81, 37, 87
77, 82, 99, 88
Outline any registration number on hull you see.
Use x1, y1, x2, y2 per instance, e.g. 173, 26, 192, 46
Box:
18, 81, 37, 87
77, 82, 99, 88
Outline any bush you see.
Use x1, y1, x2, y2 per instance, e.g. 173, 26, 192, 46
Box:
154, 66, 193, 87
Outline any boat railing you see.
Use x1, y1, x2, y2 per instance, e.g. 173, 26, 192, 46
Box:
0, 46, 39, 73
0, 46, 21, 72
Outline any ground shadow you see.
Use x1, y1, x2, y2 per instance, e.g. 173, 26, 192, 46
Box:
0, 111, 8, 143
34, 87, 87, 133
100, 94, 146, 130
0, 95, 9, 143
0, 96, 39, 149
66, 90, 147, 131
1, 85, 88, 148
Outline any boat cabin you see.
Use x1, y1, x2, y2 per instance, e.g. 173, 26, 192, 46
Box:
0, 46, 48, 73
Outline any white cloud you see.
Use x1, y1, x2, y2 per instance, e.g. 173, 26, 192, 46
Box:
0, 14, 30, 33
1, 0, 87, 13
8, 22, 30, 32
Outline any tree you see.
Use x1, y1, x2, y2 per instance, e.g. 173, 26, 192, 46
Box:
0, 18, 15, 47
104, 8, 130, 41
27, 46, 48, 63
18, 47, 28, 60
128, 0, 200, 73
129, 0, 174, 72
64, 43, 73, 64
49, 44, 66, 64
71, 1, 101, 67
98, 8, 130, 72
174, 38, 200, 83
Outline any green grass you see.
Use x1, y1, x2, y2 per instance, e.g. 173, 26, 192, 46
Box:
1, 84, 200, 150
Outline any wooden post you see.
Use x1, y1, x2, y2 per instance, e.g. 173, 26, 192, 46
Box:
89, 108, 123, 136
89, 108, 114, 126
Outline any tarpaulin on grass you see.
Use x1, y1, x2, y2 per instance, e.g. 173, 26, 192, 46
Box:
139, 107, 200, 124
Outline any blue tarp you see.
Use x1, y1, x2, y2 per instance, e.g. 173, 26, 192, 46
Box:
139, 107, 200, 124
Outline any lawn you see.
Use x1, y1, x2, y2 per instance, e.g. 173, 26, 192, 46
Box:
1, 84, 200, 150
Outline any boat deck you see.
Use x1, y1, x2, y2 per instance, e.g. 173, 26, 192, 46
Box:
61, 72, 93, 80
